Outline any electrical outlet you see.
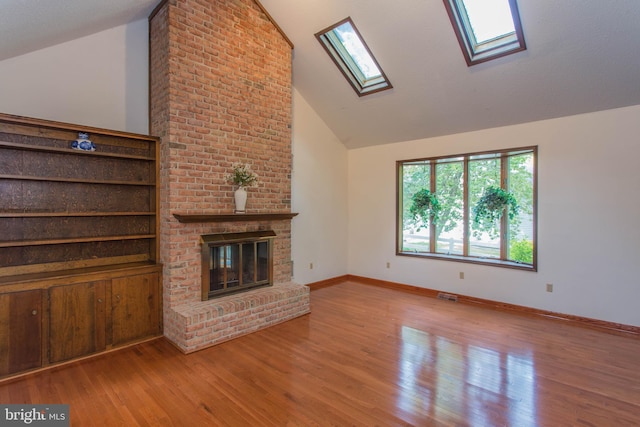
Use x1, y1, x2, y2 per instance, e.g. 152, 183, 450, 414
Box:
386, 262, 390, 269
546, 283, 553, 292
309, 262, 313, 270
459, 272, 464, 279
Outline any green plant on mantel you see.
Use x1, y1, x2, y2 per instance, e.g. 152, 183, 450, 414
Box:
226, 162, 258, 188
472, 186, 519, 238
409, 189, 441, 230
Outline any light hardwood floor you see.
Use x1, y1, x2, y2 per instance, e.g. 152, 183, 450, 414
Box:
1, 280, 639, 426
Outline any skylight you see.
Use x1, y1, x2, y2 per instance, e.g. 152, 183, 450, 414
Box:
315, 17, 392, 96
443, 0, 526, 66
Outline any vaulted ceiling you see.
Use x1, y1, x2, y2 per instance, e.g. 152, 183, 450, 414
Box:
2, 0, 639, 149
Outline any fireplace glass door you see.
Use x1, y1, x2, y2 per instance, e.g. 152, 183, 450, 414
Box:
202, 231, 274, 300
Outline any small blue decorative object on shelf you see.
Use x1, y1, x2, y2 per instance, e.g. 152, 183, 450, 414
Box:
71, 132, 96, 151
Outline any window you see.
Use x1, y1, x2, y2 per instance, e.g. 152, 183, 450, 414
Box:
397, 147, 536, 270
443, 0, 526, 66
315, 17, 392, 96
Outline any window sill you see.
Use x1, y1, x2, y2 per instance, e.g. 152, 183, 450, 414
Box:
397, 251, 536, 272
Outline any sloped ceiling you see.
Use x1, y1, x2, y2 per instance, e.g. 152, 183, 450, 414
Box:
0, 0, 159, 62
1, 0, 639, 149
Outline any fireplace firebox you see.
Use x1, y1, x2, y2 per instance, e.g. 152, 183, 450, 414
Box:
201, 230, 275, 300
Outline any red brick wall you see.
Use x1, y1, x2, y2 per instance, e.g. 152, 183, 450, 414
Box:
149, 0, 293, 311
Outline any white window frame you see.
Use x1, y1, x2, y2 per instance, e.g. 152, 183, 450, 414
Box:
315, 17, 392, 96
443, 0, 527, 66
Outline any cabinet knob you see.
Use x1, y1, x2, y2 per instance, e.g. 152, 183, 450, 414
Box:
98, 298, 103, 303
31, 310, 38, 315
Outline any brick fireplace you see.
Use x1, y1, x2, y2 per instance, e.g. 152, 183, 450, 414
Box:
149, 0, 309, 353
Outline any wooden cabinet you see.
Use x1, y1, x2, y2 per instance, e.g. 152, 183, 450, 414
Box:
0, 265, 162, 378
0, 114, 162, 378
0, 290, 42, 376
48, 271, 161, 364
111, 272, 161, 346
49, 281, 108, 363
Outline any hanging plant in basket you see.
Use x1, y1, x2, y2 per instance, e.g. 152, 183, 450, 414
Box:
472, 186, 519, 237
409, 189, 441, 230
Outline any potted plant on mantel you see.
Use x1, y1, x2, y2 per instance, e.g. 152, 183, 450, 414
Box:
226, 162, 258, 214
472, 186, 519, 238
409, 189, 441, 230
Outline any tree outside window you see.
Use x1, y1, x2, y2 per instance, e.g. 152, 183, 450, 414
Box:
397, 147, 536, 270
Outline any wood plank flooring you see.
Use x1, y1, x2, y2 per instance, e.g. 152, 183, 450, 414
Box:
1, 280, 639, 426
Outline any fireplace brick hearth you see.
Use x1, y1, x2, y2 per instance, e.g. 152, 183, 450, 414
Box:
149, 0, 309, 352
165, 282, 309, 353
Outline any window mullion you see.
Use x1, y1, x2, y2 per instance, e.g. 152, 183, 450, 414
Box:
500, 155, 509, 260
430, 161, 437, 253
463, 157, 470, 256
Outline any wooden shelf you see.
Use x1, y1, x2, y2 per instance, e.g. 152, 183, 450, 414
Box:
173, 212, 299, 223
0, 261, 160, 289
0, 234, 156, 249
0, 212, 156, 218
0, 140, 156, 161
0, 174, 154, 186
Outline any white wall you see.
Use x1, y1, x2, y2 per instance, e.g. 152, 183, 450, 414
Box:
2, 21, 637, 327
291, 88, 349, 284
0, 19, 149, 135
348, 105, 640, 326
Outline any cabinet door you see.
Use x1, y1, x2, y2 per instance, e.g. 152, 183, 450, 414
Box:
49, 281, 108, 363
111, 273, 160, 346
0, 290, 42, 376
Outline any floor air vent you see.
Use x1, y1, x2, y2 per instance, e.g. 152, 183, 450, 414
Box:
437, 292, 458, 302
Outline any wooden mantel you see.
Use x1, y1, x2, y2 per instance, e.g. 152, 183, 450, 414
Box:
173, 213, 298, 223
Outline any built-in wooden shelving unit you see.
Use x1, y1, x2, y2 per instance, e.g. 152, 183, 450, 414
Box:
0, 113, 162, 379
0, 113, 160, 277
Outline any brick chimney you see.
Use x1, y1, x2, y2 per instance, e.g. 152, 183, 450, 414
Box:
149, 0, 308, 353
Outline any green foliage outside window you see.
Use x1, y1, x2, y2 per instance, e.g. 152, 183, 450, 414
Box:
510, 239, 533, 264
